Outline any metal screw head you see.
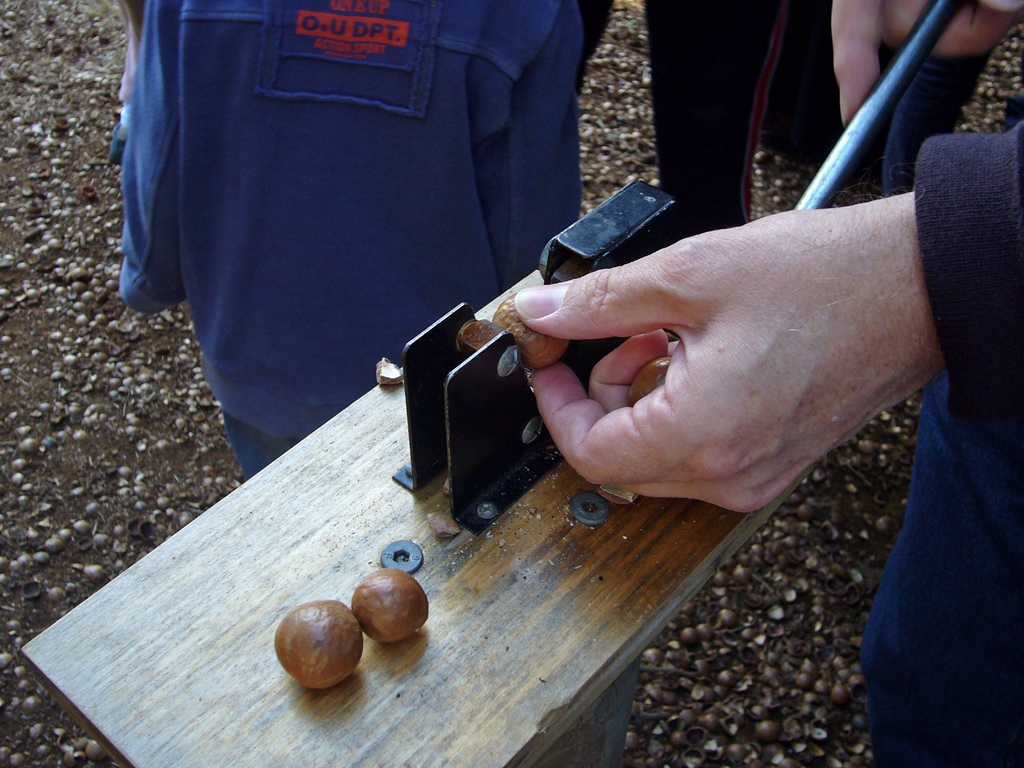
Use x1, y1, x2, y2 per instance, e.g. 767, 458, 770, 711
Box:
477, 502, 499, 520
570, 492, 611, 526
381, 540, 424, 574
521, 415, 543, 444
497, 345, 520, 377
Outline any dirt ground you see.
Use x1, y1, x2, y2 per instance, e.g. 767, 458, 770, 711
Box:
0, 1, 1020, 767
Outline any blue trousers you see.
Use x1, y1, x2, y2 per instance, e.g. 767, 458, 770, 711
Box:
862, 373, 1024, 766
221, 411, 302, 480
883, 55, 988, 195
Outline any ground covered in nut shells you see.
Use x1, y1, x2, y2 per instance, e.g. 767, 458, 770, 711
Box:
1, 2, 1019, 766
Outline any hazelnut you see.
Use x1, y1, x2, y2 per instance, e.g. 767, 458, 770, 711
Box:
351, 568, 429, 643
274, 600, 363, 688
491, 295, 568, 369
627, 356, 671, 406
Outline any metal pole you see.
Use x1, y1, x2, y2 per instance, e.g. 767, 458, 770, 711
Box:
796, 0, 962, 210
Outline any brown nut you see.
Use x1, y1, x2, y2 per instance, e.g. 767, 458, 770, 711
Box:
627, 356, 671, 406
491, 295, 569, 369
274, 600, 363, 688
351, 568, 429, 643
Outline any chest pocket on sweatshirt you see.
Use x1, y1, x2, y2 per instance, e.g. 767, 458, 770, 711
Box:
257, 0, 440, 117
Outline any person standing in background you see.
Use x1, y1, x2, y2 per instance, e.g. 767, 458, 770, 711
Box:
119, 0, 584, 478
575, 0, 789, 237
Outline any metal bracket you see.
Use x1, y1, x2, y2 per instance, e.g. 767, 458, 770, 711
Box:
393, 305, 560, 534
539, 180, 679, 284
394, 181, 682, 533
394, 303, 476, 491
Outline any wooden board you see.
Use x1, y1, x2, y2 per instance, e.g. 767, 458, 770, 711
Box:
23, 281, 784, 768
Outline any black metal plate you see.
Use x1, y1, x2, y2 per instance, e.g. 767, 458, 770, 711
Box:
445, 333, 560, 534
395, 303, 477, 490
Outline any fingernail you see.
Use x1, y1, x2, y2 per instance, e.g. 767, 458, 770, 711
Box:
515, 283, 568, 321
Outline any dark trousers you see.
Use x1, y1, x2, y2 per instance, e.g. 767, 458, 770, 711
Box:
222, 411, 302, 480
883, 55, 989, 194
862, 372, 1024, 766
645, 0, 788, 236
577, 0, 788, 237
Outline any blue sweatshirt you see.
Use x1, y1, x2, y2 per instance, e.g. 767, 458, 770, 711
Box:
120, 0, 583, 436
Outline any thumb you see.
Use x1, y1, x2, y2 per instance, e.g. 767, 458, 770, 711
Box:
515, 261, 681, 341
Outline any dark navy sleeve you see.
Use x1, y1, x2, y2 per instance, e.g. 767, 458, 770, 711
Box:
915, 125, 1024, 421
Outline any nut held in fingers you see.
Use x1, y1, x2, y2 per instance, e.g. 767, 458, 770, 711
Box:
628, 356, 671, 406
491, 295, 569, 369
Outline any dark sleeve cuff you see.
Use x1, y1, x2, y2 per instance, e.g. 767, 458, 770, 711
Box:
915, 126, 1024, 421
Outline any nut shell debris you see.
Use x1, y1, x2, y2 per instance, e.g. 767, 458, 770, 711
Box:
597, 484, 639, 505
427, 511, 462, 538
375, 357, 404, 386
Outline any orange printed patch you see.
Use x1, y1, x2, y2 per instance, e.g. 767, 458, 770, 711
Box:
296, 11, 409, 47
